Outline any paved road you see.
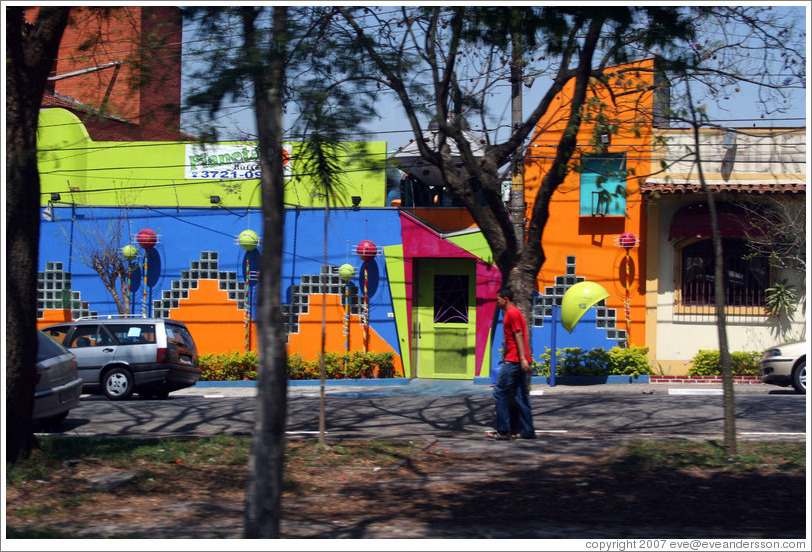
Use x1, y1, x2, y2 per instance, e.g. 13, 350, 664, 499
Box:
50, 382, 806, 457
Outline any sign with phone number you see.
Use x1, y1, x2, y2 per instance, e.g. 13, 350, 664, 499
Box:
185, 144, 291, 180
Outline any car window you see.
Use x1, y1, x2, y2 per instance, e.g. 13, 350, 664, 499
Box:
166, 324, 195, 349
37, 331, 69, 361
68, 325, 111, 348
108, 324, 157, 345
42, 326, 70, 345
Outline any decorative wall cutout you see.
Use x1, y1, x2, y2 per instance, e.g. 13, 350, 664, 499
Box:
37, 262, 95, 319
153, 251, 248, 318
283, 265, 360, 335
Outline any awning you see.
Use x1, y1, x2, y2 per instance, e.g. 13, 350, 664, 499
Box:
668, 202, 756, 241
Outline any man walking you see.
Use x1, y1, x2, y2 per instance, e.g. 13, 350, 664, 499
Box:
489, 287, 536, 440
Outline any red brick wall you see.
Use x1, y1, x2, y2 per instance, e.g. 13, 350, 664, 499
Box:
28, 6, 181, 141
650, 375, 763, 385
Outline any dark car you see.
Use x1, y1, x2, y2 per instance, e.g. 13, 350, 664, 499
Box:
42, 317, 200, 400
34, 330, 83, 427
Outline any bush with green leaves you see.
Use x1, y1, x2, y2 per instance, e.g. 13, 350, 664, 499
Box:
534, 345, 653, 376
200, 351, 400, 381
688, 349, 761, 376
199, 351, 257, 381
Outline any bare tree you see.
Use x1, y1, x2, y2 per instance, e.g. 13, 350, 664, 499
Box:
6, 5, 71, 464
57, 206, 134, 315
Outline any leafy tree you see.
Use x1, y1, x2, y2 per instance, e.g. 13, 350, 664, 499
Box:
184, 5, 380, 536
6, 6, 71, 464
338, 6, 700, 321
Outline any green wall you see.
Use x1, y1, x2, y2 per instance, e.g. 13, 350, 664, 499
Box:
38, 109, 388, 208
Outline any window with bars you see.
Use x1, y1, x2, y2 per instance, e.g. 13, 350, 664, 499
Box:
677, 238, 770, 311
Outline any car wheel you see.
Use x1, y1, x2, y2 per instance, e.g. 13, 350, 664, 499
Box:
791, 359, 806, 395
102, 367, 135, 400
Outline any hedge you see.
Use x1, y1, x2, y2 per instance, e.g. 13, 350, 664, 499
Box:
534, 345, 654, 377
687, 349, 761, 376
199, 350, 400, 381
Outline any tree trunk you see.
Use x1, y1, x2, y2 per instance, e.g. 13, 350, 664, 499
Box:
243, 6, 289, 539
686, 85, 737, 457
5, 6, 71, 464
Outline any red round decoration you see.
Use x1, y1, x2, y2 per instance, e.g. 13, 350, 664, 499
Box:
618, 232, 637, 249
356, 239, 377, 261
137, 228, 158, 249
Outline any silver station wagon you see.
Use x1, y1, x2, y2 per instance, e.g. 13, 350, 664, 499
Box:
42, 317, 200, 400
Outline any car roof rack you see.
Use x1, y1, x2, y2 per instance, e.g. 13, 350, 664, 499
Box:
75, 314, 151, 321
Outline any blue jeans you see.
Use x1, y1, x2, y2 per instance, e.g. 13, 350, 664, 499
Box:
493, 361, 535, 437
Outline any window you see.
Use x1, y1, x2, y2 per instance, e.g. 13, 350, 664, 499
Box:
108, 324, 157, 345
69, 325, 115, 347
433, 275, 469, 324
677, 238, 770, 313
579, 154, 627, 216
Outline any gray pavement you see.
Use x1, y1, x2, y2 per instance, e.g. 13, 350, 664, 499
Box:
176, 378, 781, 399
174, 379, 797, 459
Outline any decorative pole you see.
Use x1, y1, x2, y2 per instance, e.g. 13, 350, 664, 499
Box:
238, 229, 260, 353
355, 240, 377, 354
136, 229, 158, 318
615, 231, 638, 347
122, 245, 138, 316
339, 263, 356, 366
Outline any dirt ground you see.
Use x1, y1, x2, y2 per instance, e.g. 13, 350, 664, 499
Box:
5, 440, 807, 540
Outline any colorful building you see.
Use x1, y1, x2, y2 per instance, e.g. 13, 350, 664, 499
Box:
36, 54, 805, 380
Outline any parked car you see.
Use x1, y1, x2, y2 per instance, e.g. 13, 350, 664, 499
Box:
760, 340, 807, 394
41, 317, 200, 401
34, 330, 83, 427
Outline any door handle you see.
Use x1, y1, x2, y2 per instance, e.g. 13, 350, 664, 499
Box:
103, 348, 115, 353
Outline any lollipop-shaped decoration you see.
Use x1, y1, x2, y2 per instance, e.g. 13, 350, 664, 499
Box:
238, 229, 259, 251
339, 263, 356, 282
355, 239, 377, 261
122, 244, 138, 261
617, 231, 638, 249
137, 228, 158, 249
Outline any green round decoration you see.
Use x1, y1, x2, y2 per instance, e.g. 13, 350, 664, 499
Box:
238, 229, 259, 251
339, 263, 355, 282
122, 244, 138, 261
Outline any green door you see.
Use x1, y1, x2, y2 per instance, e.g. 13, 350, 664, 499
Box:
415, 258, 476, 379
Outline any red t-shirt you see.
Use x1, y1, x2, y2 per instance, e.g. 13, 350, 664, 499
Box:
503, 304, 530, 363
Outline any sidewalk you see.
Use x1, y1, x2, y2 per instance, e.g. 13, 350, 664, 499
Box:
178, 378, 776, 398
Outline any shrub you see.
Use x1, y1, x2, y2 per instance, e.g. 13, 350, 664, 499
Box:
199, 351, 257, 381
688, 349, 761, 376
200, 351, 400, 381
609, 345, 654, 375
535, 345, 652, 376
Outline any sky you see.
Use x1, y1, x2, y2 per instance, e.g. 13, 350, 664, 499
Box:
180, 4, 808, 152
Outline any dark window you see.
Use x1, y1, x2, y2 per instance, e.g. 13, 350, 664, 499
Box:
69, 325, 114, 347
108, 324, 157, 345
680, 238, 769, 308
434, 275, 469, 324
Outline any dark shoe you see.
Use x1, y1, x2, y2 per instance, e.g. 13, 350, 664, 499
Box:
487, 431, 512, 441
513, 433, 537, 440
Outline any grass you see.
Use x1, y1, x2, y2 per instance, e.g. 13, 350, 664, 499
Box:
608, 439, 807, 472
6, 436, 806, 539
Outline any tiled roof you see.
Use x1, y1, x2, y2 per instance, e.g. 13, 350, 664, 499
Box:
641, 181, 806, 195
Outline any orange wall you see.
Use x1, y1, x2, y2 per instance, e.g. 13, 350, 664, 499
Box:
168, 280, 257, 355
287, 294, 404, 376
523, 59, 655, 347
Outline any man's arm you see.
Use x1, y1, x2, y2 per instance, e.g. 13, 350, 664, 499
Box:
514, 329, 531, 371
